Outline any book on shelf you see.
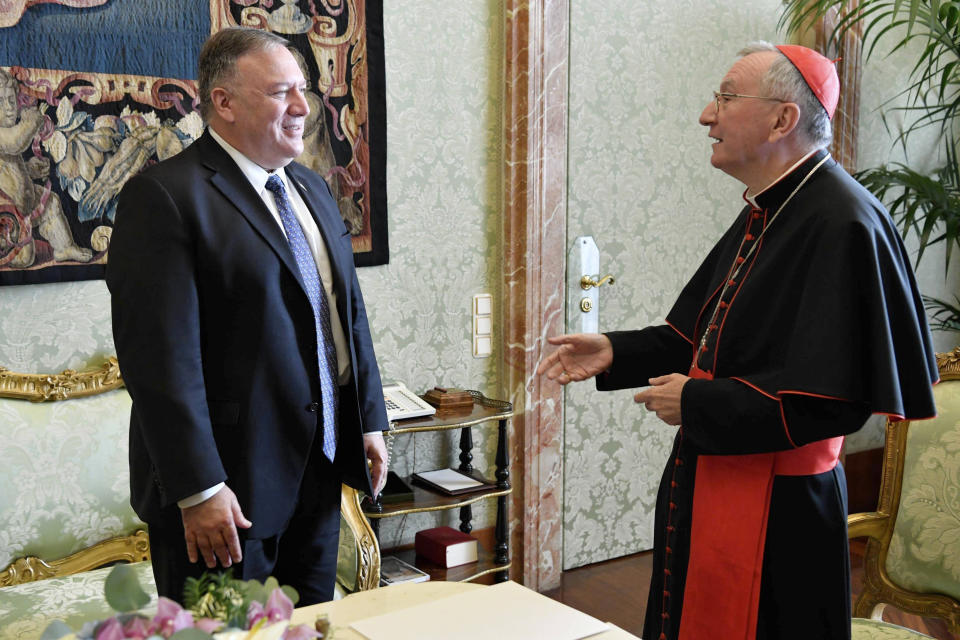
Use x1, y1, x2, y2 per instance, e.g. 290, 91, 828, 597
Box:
415, 526, 479, 568
379, 555, 430, 585
410, 468, 494, 496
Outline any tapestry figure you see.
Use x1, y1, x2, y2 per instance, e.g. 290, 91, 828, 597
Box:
0, 68, 92, 268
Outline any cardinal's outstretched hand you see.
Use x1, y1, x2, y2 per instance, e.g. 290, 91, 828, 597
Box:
536, 333, 614, 385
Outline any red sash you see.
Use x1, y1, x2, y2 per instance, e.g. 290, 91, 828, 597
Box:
677, 365, 843, 640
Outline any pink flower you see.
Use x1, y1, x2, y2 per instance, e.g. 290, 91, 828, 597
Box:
247, 588, 295, 627
148, 597, 195, 638
265, 588, 294, 622
247, 600, 267, 628
94, 618, 124, 640
194, 618, 223, 634
122, 616, 151, 638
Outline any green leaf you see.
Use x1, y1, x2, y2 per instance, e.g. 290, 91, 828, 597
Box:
241, 578, 269, 605
104, 564, 151, 612
281, 585, 300, 606
923, 294, 960, 330
39, 620, 73, 640
262, 576, 280, 594
168, 629, 214, 640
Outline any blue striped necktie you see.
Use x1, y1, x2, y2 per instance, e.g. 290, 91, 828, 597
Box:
265, 173, 338, 462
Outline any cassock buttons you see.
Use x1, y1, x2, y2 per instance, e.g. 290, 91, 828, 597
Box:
745, 233, 755, 241
306, 402, 320, 413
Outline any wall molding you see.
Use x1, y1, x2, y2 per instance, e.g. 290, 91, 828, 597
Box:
502, 0, 569, 592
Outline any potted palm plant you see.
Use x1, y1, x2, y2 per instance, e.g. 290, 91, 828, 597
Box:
781, 0, 960, 331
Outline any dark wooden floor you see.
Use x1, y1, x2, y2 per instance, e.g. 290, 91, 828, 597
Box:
543, 539, 958, 639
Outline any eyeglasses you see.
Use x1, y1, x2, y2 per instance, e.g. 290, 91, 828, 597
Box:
713, 91, 785, 113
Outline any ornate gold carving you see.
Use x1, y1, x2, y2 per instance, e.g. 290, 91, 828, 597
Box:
0, 530, 150, 587
0, 357, 123, 402
936, 346, 960, 377
849, 349, 960, 633
340, 485, 380, 591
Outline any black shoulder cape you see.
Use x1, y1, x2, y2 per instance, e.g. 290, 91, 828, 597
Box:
665, 150, 938, 419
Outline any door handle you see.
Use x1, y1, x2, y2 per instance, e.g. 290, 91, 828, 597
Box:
569, 237, 617, 333
580, 274, 616, 290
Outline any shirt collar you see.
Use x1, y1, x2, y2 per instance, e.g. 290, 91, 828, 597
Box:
207, 127, 290, 193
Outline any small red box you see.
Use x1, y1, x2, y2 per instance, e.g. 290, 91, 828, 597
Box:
415, 526, 479, 568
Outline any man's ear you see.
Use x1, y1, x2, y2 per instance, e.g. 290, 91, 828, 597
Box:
769, 102, 801, 142
209, 87, 235, 123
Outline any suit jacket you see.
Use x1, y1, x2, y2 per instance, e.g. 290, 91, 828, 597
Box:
106, 130, 388, 538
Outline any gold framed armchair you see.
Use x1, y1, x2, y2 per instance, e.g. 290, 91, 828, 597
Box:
848, 348, 960, 639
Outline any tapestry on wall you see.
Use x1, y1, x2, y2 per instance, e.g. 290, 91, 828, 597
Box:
0, 0, 387, 286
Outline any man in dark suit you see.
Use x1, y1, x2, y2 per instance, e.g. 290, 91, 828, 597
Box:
106, 27, 389, 605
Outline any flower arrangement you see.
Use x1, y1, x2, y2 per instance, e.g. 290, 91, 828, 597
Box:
42, 565, 334, 640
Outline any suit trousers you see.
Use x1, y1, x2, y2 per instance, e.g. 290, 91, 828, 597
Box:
149, 445, 343, 607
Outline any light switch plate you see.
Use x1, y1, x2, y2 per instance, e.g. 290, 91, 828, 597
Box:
474, 294, 492, 315
475, 316, 492, 335
474, 335, 492, 357
473, 293, 493, 358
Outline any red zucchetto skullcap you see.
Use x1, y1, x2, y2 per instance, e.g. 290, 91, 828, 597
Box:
775, 44, 840, 119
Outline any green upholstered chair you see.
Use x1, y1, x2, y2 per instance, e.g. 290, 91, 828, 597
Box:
0, 360, 380, 639
848, 348, 960, 639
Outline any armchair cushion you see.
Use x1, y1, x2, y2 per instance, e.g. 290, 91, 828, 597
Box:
0, 562, 156, 640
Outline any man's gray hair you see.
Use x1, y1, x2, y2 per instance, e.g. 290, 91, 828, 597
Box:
738, 41, 833, 149
197, 27, 292, 122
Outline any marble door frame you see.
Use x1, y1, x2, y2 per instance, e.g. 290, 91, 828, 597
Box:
502, 0, 568, 593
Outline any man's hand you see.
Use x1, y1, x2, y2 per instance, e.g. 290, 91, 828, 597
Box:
634, 374, 690, 426
364, 432, 389, 498
181, 485, 252, 569
535, 334, 614, 385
